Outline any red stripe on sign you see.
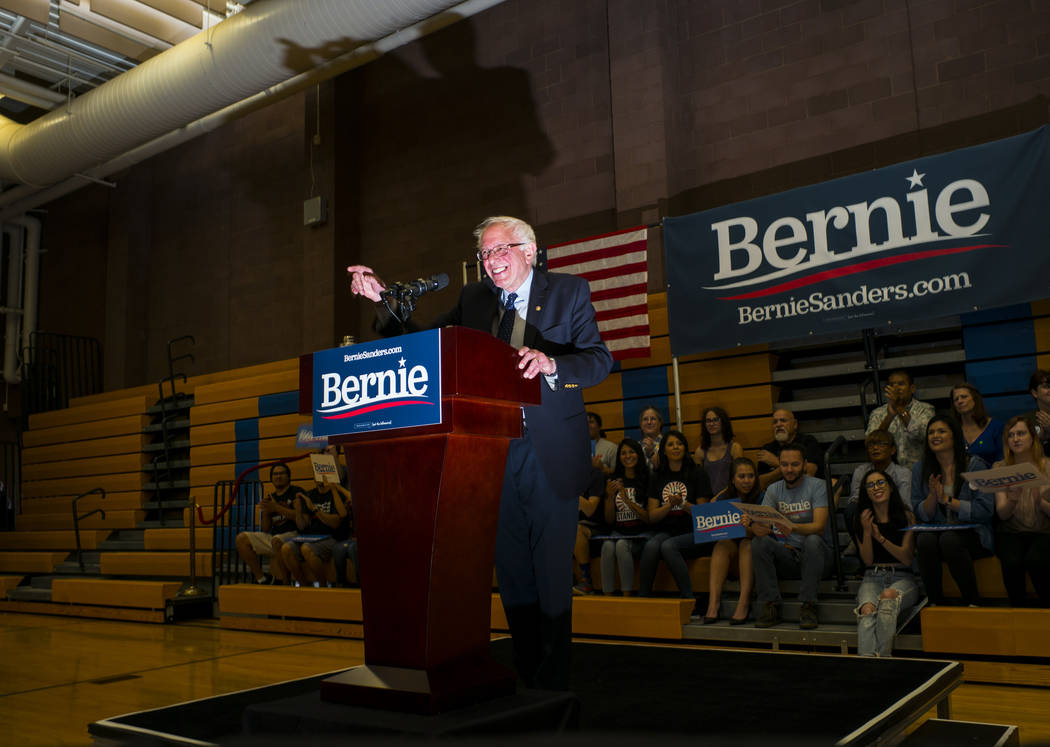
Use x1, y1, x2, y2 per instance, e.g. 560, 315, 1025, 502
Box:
595, 304, 649, 322
321, 400, 435, 419
718, 244, 1001, 300
590, 282, 649, 303
546, 239, 648, 268
547, 225, 647, 249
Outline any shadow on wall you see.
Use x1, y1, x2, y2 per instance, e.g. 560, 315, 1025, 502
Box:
347, 13, 557, 331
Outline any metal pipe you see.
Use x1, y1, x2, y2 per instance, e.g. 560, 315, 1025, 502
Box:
11, 215, 40, 368
671, 356, 682, 430
2, 223, 22, 383
0, 0, 508, 218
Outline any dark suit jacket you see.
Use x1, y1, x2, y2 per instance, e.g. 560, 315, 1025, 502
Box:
381, 269, 613, 502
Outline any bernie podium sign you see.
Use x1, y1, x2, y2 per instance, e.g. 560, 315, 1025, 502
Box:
310, 329, 442, 438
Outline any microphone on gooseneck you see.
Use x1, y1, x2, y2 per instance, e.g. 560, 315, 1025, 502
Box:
377, 273, 450, 326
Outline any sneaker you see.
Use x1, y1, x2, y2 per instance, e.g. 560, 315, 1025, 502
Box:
254, 573, 272, 585
572, 578, 593, 596
755, 602, 782, 628
799, 601, 819, 630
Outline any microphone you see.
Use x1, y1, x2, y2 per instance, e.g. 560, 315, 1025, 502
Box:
401, 273, 449, 297
378, 273, 450, 326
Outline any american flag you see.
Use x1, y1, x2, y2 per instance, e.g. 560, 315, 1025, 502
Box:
545, 226, 649, 360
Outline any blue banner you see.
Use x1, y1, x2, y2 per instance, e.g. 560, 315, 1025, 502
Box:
311, 329, 442, 437
692, 501, 746, 544
664, 127, 1050, 355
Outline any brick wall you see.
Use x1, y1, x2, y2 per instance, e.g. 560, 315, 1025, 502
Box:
31, 0, 1050, 388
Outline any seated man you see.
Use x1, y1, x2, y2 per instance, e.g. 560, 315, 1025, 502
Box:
234, 462, 303, 584
755, 409, 824, 490
275, 475, 350, 587
572, 463, 608, 595
749, 444, 834, 630
865, 369, 934, 470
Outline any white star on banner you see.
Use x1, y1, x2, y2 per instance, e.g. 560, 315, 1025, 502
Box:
906, 169, 925, 189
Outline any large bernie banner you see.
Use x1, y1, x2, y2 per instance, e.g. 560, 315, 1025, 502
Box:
664, 127, 1050, 356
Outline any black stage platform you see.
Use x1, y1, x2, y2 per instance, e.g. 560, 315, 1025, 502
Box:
90, 639, 962, 745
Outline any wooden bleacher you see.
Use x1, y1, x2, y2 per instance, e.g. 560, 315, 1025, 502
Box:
2, 357, 312, 621
7, 293, 1050, 657
217, 585, 694, 641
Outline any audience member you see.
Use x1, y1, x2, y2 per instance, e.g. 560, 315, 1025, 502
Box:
638, 406, 664, 471
750, 444, 833, 629
588, 411, 617, 474
993, 415, 1050, 607
694, 406, 743, 496
600, 438, 651, 595
1026, 370, 1050, 454
911, 415, 994, 606
755, 409, 824, 489
844, 429, 912, 529
865, 370, 935, 469
573, 464, 609, 595
950, 383, 1003, 466
276, 475, 351, 587
702, 457, 762, 624
235, 463, 303, 584
638, 431, 713, 600
852, 468, 919, 657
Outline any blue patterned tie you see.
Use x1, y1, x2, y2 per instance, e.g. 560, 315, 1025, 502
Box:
496, 292, 518, 344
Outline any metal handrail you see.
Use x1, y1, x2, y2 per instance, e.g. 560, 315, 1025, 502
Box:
823, 435, 847, 591
72, 487, 105, 570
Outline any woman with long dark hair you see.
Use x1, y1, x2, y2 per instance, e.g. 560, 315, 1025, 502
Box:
852, 469, 918, 656
911, 415, 994, 606
694, 406, 743, 497
702, 457, 761, 624
638, 431, 712, 598
600, 438, 651, 595
950, 383, 1003, 466
993, 415, 1050, 606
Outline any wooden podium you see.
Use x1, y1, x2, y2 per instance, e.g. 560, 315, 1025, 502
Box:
298, 326, 540, 713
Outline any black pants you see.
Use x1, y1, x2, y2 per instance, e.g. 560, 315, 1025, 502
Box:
995, 530, 1050, 607
916, 529, 990, 606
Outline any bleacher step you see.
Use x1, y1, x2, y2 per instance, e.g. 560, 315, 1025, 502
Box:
147, 460, 191, 470
144, 420, 190, 433
97, 539, 146, 551
54, 561, 102, 575
682, 619, 924, 652
136, 520, 186, 529
7, 587, 52, 602
770, 350, 965, 382
143, 440, 190, 453
144, 480, 191, 490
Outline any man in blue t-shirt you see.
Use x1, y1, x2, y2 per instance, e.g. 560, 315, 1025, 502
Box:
747, 443, 833, 630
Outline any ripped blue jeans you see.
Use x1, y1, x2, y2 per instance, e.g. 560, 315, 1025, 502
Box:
854, 566, 920, 657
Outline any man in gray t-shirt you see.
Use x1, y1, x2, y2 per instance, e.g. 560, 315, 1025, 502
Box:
746, 444, 834, 630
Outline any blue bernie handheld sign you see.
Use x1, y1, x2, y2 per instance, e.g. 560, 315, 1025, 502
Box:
692, 501, 746, 544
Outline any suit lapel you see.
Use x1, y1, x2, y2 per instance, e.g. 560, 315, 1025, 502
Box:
524, 270, 548, 348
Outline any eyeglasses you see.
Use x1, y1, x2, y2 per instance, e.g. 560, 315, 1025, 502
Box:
704, 417, 721, 423
866, 479, 887, 490
477, 242, 527, 262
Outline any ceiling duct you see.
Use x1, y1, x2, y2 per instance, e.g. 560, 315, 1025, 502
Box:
0, 0, 466, 187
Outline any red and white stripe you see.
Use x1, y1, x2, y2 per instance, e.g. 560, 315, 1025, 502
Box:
546, 226, 649, 360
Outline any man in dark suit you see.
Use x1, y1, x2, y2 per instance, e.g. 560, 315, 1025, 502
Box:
348, 216, 612, 689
